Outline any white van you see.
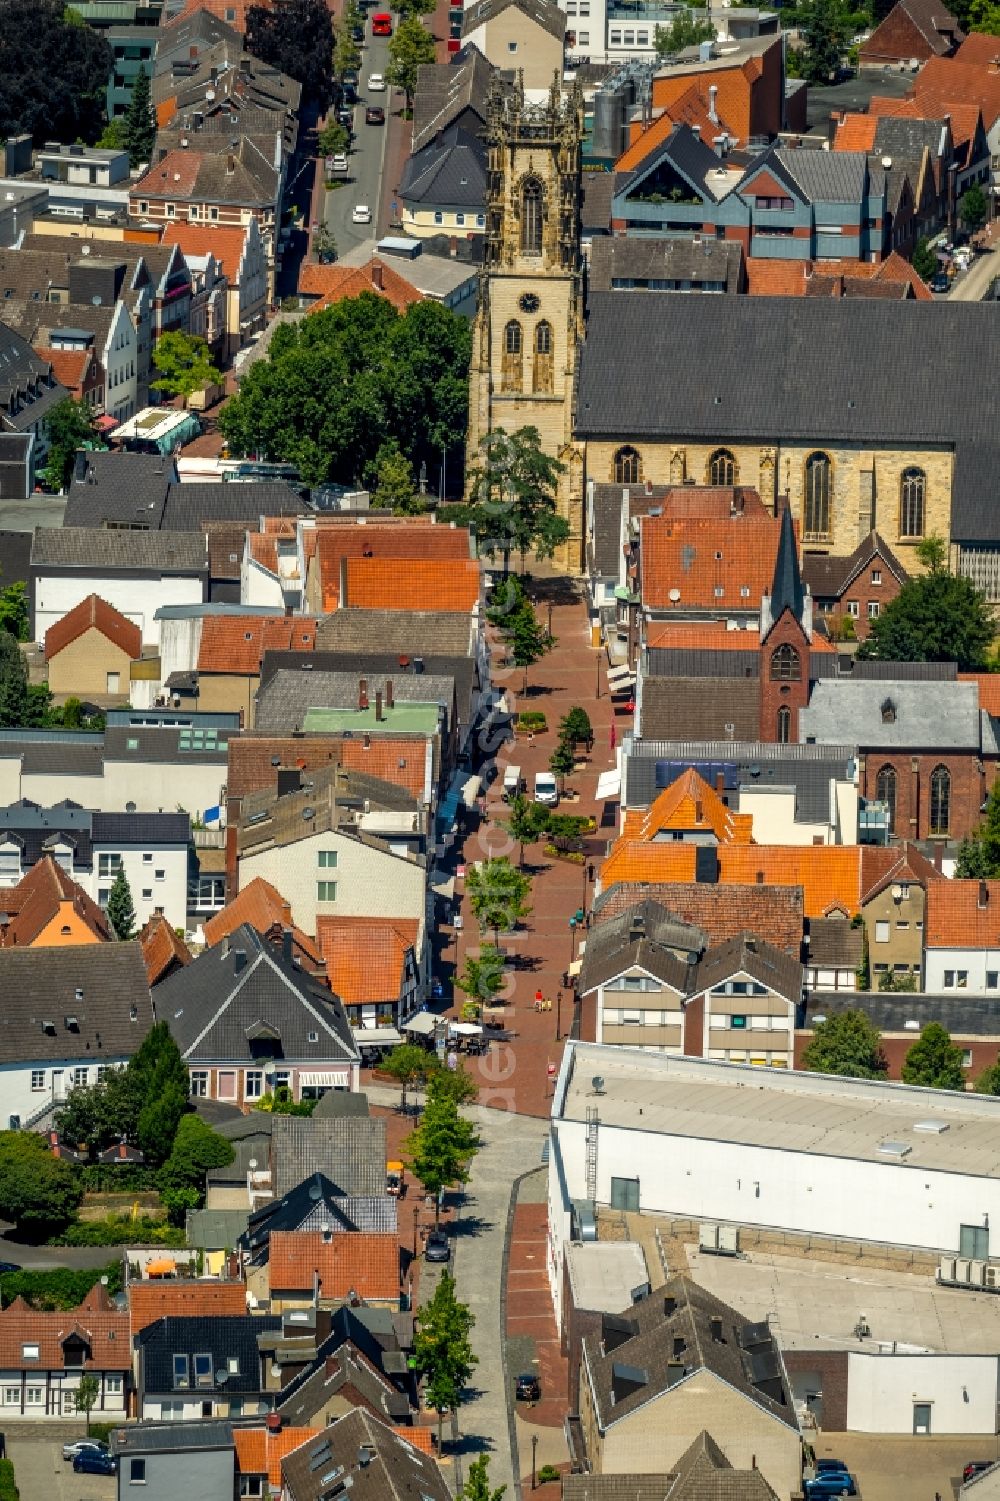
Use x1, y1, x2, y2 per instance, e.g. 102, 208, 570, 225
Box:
534, 770, 559, 807
503, 765, 525, 802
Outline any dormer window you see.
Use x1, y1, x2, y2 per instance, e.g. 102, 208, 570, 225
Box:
193, 1352, 213, 1387
881, 697, 896, 724
173, 1354, 190, 1388
22, 1343, 39, 1361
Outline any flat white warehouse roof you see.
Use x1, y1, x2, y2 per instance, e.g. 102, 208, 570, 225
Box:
556, 1045, 1000, 1178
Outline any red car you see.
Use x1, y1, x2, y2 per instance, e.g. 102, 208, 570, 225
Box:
371, 11, 391, 33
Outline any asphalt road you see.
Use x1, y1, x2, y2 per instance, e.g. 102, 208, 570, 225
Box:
948, 241, 1000, 302
323, 21, 395, 255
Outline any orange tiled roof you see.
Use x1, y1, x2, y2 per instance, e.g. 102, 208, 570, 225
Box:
36, 346, 92, 394
0, 856, 111, 948
0, 1286, 130, 1370
872, 251, 934, 300
203, 876, 324, 967
925, 880, 1000, 948
161, 221, 253, 283
639, 512, 787, 610
301, 258, 424, 314
622, 768, 754, 844
316, 524, 471, 611
316, 916, 419, 1004
162, 0, 261, 32
343, 557, 480, 614
600, 841, 862, 917
832, 113, 878, 151
138, 911, 192, 985
859, 841, 943, 905
392, 1427, 434, 1453
197, 614, 318, 675
129, 1279, 247, 1336
44, 593, 141, 663
595, 880, 804, 954
228, 736, 428, 803
957, 30, 1000, 64
156, 96, 177, 128
960, 673, 1000, 714
133, 148, 202, 199
267, 1231, 400, 1300
234, 1427, 320, 1484
915, 55, 1000, 130
745, 259, 809, 297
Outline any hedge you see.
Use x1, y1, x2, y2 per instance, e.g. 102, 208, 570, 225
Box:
0, 1459, 18, 1501
52, 1216, 186, 1247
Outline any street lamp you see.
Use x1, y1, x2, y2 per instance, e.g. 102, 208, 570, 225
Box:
412, 1204, 420, 1259
556, 988, 563, 1042
568, 915, 577, 965
531, 1433, 538, 1490
595, 652, 601, 700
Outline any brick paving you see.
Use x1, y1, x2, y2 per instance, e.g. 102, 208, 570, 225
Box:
506, 1202, 568, 1431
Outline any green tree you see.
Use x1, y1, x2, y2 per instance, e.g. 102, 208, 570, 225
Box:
333, 4, 363, 76
219, 294, 471, 487
123, 63, 155, 166
560, 705, 593, 748
911, 235, 938, 282
385, 16, 436, 112
129, 1021, 191, 1166
966, 0, 1000, 30
313, 223, 337, 265
0, 582, 28, 643
975, 1056, 1000, 1095
508, 600, 555, 695
901, 1022, 966, 1090
414, 1270, 477, 1452
396, 0, 435, 16
0, 0, 113, 144
381, 1043, 439, 1110
246, 0, 336, 108
467, 856, 531, 943
799, 0, 849, 82
405, 1075, 479, 1226
106, 867, 136, 941
801, 1009, 887, 1079
456, 943, 506, 1012
158, 1115, 233, 1220
857, 539, 993, 670
507, 792, 549, 867
97, 117, 127, 150
0, 630, 28, 729
549, 734, 576, 793
74, 1373, 100, 1434
654, 7, 714, 53
371, 438, 424, 513
960, 183, 988, 233
431, 1066, 479, 1106
43, 397, 99, 492
0, 1132, 83, 1231
318, 117, 349, 157
0, 1261, 120, 1310
460, 1455, 506, 1501
462, 427, 568, 575
151, 332, 221, 404
877, 969, 917, 991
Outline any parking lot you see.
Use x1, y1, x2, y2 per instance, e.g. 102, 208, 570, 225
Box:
7, 1432, 117, 1501
812, 1433, 1000, 1501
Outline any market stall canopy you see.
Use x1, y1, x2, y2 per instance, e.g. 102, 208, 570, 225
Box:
596, 769, 621, 800
403, 1012, 439, 1036
352, 1027, 403, 1048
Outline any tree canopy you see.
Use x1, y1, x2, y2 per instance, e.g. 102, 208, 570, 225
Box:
654, 8, 714, 53
857, 538, 993, 670
385, 16, 436, 110
246, 0, 335, 108
975, 1057, 1000, 1095
0, 0, 113, 144
911, 236, 938, 283
57, 1022, 190, 1165
801, 1009, 887, 1079
461, 1455, 506, 1501
956, 779, 1000, 878
900, 1022, 966, 1090
123, 63, 155, 167
414, 1270, 476, 1450
960, 184, 988, 233
797, 0, 849, 82
466, 857, 532, 941
404, 1074, 479, 1222
218, 294, 471, 488
158, 1114, 233, 1222
106, 867, 136, 941
151, 332, 221, 403
43, 397, 100, 493
0, 1132, 84, 1231
461, 427, 568, 573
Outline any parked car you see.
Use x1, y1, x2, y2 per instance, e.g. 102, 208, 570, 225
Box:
929, 273, 950, 294
534, 770, 559, 807
351, 23, 365, 39
804, 1474, 855, 1499
515, 1372, 540, 1402
336, 105, 353, 127
74, 1450, 117, 1476
367, 72, 385, 90
425, 1229, 451, 1263
815, 1460, 850, 1475
964, 1462, 994, 1483
352, 203, 372, 224
0, 1262, 21, 1274
331, 152, 349, 173
365, 105, 385, 125
63, 1439, 110, 1462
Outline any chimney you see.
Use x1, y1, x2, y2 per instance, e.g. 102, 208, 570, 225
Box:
266, 1412, 282, 1432
666, 1360, 686, 1385
227, 152, 236, 173
155, 905, 164, 917
980, 881, 990, 909
710, 1317, 724, 1342
339, 554, 348, 609
282, 926, 293, 962
695, 799, 703, 822
449, 236, 458, 257
359, 677, 369, 711
385, 678, 394, 708
715, 772, 725, 795
375, 689, 384, 721
233, 948, 247, 974
371, 261, 384, 290
708, 84, 719, 124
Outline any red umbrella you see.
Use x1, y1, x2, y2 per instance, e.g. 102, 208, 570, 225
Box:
609, 721, 617, 750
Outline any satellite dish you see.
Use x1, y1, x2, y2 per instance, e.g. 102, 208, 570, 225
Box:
668, 588, 681, 602
309, 1180, 322, 1200
302, 806, 316, 819
592, 1075, 605, 1095
215, 1369, 228, 1384
891, 884, 903, 900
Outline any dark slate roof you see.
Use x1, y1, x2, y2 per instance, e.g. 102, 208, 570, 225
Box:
581, 1274, 797, 1433
806, 917, 863, 971
111, 1420, 234, 1456
278, 1339, 410, 1427
563, 1434, 780, 1501
799, 990, 1000, 1036
399, 124, 488, 209
316, 608, 475, 658
155, 923, 359, 1065
31, 527, 208, 574
103, 725, 231, 764
640, 676, 760, 741
773, 147, 868, 202
0, 530, 35, 585
622, 739, 858, 824
693, 932, 803, 1003
577, 899, 704, 995
242, 1171, 396, 1260
281, 1409, 451, 1501
873, 115, 949, 160
312, 1087, 371, 1119
619, 124, 723, 200
581, 171, 616, 235
576, 296, 1000, 539
589, 483, 672, 580
462, 0, 566, 41
271, 1115, 386, 1196
411, 46, 492, 155
768, 503, 804, 626
0, 803, 188, 868
0, 943, 153, 1065
91, 811, 190, 844
0, 733, 105, 779
0, 323, 64, 434
137, 1315, 282, 1395
588, 235, 742, 295
801, 531, 909, 599
65, 452, 177, 528
163, 482, 307, 530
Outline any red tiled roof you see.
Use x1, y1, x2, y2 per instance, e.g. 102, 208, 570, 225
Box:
132, 149, 202, 199
234, 1427, 319, 1484
161, 221, 253, 283
138, 912, 192, 986
913, 56, 1000, 129
128, 1279, 247, 1336
0, 856, 111, 948
594, 881, 804, 954
859, 841, 943, 905
198, 615, 318, 675
44, 594, 141, 663
0, 1286, 130, 1370
301, 258, 424, 314
621, 768, 754, 844
392, 1427, 434, 1453
925, 880, 1000, 948
832, 114, 878, 151
162, 0, 261, 30
639, 512, 787, 610
267, 1231, 400, 1300
203, 876, 324, 967
960, 673, 1000, 715
343, 557, 480, 614
616, 86, 737, 173
317, 524, 471, 611
600, 841, 862, 917
36, 346, 92, 395
644, 620, 836, 653
316, 916, 419, 1004
957, 30, 1000, 63
228, 736, 428, 803
745, 259, 810, 297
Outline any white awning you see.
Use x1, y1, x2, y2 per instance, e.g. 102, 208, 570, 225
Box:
431, 873, 455, 899
567, 959, 583, 977
448, 1022, 483, 1035
596, 769, 621, 800
352, 1028, 403, 1047
403, 1012, 439, 1036
460, 773, 481, 809
607, 664, 635, 683
298, 1071, 350, 1087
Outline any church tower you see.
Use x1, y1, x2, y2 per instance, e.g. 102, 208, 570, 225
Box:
759, 503, 813, 745
466, 72, 585, 573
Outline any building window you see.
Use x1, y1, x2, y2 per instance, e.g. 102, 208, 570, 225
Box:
22, 1344, 39, 1360
73, 1067, 88, 1087
317, 881, 338, 901
610, 1176, 639, 1211
989, 972, 999, 989
190, 1071, 208, 1098
875, 920, 890, 943
613, 445, 641, 485
533, 320, 553, 393
708, 448, 736, 485
846, 599, 859, 617
129, 1459, 146, 1484
963, 1049, 974, 1068
106, 1374, 122, 1394
804, 452, 831, 539
776, 705, 791, 743
318, 850, 338, 868
900, 467, 926, 538
245, 1071, 263, 1100
871, 570, 882, 585
876, 763, 897, 832
501, 319, 522, 392
521, 176, 543, 255
929, 764, 951, 835
173, 1355, 189, 1389
868, 601, 880, 618
944, 969, 955, 987
770, 643, 801, 681
25, 1387, 42, 1405
98, 853, 122, 878
30, 1069, 44, 1090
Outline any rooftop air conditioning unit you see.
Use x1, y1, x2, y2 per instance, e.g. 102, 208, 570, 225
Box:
939, 1256, 957, 1284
